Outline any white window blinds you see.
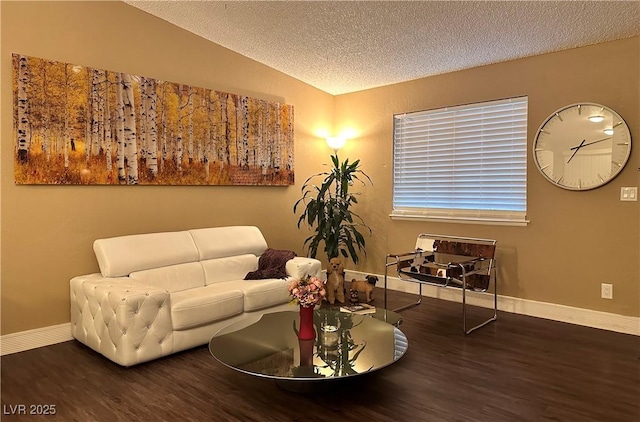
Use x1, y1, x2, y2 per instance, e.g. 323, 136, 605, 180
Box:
392, 96, 528, 225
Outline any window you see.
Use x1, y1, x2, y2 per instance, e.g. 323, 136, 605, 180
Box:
392, 96, 528, 225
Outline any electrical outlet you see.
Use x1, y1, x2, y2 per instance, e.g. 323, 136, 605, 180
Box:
620, 187, 638, 201
601, 283, 613, 299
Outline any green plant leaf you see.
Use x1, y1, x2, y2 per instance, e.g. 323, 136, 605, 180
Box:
294, 154, 372, 263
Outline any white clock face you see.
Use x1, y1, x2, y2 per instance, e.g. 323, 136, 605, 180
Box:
534, 103, 632, 190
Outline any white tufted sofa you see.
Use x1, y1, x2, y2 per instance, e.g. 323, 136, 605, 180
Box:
70, 226, 321, 366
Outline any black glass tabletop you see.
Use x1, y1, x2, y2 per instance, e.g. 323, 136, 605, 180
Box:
209, 309, 408, 382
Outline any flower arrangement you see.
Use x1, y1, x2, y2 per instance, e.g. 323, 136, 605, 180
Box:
288, 275, 326, 308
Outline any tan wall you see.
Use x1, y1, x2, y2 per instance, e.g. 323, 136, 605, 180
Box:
1, 2, 638, 336
335, 37, 640, 317
0, 1, 335, 335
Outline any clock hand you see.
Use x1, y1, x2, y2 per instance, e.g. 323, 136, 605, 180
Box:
569, 136, 611, 150
567, 139, 586, 163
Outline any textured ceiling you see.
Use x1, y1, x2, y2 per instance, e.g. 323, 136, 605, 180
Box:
125, 1, 640, 95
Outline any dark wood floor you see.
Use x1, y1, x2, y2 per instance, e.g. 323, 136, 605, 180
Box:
2, 289, 639, 422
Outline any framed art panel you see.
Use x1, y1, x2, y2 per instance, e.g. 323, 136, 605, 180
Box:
12, 53, 294, 186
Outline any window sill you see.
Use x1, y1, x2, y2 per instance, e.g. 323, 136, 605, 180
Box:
389, 213, 529, 227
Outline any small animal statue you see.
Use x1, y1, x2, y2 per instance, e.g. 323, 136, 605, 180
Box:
349, 289, 360, 305
349, 275, 378, 303
325, 257, 346, 304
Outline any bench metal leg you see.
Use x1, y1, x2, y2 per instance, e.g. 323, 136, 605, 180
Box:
462, 263, 497, 335
394, 283, 423, 313
384, 255, 423, 313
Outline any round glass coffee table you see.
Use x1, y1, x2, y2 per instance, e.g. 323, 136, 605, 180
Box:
209, 308, 407, 391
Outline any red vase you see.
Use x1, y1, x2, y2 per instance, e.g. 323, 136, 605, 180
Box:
298, 305, 316, 340
298, 338, 314, 367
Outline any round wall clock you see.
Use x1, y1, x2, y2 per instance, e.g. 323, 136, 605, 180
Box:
533, 103, 632, 191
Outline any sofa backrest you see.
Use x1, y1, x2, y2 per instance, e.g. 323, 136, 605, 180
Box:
201, 254, 259, 284
130, 262, 205, 293
94, 231, 199, 278
189, 226, 268, 260
93, 226, 269, 279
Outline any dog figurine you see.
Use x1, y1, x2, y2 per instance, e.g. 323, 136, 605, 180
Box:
326, 257, 346, 304
349, 275, 378, 303
348, 289, 360, 305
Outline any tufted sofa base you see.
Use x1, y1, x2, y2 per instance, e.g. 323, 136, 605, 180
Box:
70, 226, 320, 367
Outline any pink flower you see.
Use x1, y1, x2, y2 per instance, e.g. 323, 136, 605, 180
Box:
288, 275, 327, 306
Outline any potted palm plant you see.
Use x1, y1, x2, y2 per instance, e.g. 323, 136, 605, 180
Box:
293, 153, 372, 264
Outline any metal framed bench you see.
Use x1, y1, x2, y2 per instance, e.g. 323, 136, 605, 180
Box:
383, 234, 497, 334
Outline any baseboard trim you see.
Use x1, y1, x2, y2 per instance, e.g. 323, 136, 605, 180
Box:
2, 272, 638, 356
347, 270, 640, 336
0, 323, 73, 356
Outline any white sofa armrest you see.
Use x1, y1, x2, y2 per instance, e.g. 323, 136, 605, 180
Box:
70, 274, 173, 366
286, 257, 322, 279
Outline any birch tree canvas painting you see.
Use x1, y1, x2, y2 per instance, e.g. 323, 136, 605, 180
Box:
12, 53, 294, 186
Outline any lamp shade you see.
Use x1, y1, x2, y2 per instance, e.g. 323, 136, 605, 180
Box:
326, 136, 346, 150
